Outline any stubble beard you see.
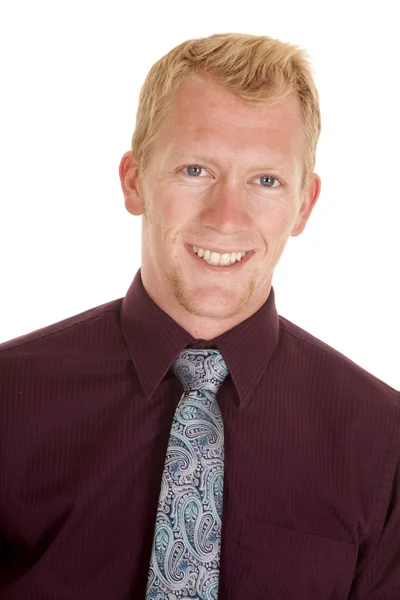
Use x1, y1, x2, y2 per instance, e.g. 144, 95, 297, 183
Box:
166, 262, 259, 321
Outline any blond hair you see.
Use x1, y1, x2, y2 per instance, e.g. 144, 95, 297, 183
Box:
131, 33, 321, 190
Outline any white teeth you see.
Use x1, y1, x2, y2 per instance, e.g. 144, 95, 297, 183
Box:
192, 246, 247, 266
219, 253, 232, 266
209, 252, 220, 265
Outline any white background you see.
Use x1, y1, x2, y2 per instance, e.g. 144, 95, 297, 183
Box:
0, 0, 399, 389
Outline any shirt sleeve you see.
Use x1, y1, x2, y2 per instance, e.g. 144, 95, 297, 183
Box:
349, 444, 400, 598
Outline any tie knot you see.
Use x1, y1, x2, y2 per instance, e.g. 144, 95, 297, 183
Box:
171, 348, 229, 394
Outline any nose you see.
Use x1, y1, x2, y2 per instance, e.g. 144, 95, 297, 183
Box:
200, 180, 251, 234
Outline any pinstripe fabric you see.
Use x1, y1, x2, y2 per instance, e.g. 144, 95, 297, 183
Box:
0, 268, 399, 599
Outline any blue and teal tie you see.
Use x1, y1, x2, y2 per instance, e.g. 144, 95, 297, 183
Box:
145, 349, 229, 599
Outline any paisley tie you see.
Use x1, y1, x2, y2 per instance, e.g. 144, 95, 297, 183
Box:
145, 349, 229, 600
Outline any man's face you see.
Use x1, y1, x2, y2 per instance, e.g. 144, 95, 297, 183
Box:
121, 74, 320, 338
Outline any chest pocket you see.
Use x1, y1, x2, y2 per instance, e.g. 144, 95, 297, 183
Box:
225, 518, 358, 600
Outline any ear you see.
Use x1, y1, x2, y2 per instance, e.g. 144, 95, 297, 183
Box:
290, 173, 321, 237
119, 151, 145, 216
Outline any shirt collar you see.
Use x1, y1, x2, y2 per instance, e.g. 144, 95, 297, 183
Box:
120, 269, 280, 409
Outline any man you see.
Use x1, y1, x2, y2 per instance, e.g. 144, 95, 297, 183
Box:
0, 33, 399, 600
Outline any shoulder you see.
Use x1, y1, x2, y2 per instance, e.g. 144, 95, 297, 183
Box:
0, 298, 129, 445
277, 315, 400, 488
278, 314, 399, 406
0, 298, 123, 358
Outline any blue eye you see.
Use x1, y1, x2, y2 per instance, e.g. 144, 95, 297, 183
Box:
184, 165, 204, 177
258, 176, 278, 187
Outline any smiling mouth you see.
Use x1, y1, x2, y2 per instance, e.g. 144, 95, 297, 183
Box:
191, 245, 248, 267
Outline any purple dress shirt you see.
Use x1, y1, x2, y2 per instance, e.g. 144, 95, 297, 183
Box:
0, 269, 399, 599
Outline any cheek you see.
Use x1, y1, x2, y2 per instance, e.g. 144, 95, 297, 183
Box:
160, 186, 200, 230
144, 187, 196, 254
142, 186, 173, 231
260, 202, 298, 237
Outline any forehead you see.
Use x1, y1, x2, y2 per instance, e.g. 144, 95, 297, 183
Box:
154, 74, 305, 169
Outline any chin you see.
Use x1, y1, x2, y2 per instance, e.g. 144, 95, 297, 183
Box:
177, 283, 253, 320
